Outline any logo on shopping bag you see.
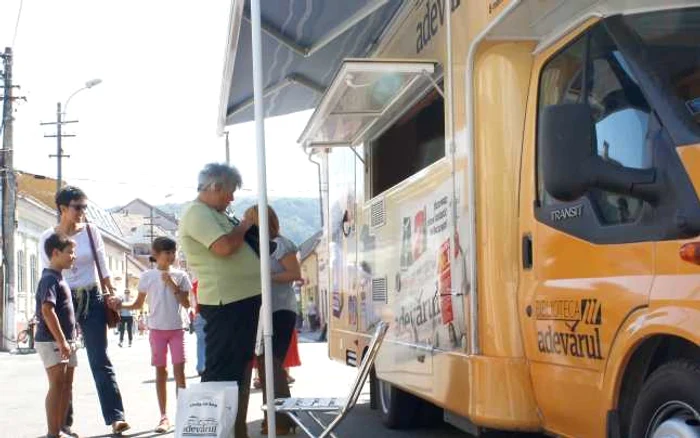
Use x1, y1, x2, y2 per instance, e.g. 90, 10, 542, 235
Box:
182, 416, 218, 436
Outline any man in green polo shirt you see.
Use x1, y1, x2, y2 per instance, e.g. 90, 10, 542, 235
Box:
178, 163, 261, 438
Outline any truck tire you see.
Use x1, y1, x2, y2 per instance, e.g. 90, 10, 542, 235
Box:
376, 377, 420, 429
629, 359, 700, 438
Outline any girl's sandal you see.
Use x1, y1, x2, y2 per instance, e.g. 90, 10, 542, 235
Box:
154, 416, 171, 434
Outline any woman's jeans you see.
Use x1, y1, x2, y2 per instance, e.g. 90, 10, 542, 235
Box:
193, 313, 206, 374
68, 287, 125, 426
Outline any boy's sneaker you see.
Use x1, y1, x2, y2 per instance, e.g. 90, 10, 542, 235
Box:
155, 416, 170, 433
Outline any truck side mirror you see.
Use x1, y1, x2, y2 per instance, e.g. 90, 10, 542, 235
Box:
539, 103, 659, 203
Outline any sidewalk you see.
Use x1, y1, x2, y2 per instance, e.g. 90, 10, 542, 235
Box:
297, 327, 324, 343
1, 330, 467, 438
0, 330, 356, 438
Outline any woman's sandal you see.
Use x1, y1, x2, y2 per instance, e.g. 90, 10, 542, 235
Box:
111, 420, 131, 435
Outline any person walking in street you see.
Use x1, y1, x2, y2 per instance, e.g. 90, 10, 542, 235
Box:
245, 205, 301, 436
179, 163, 261, 438
118, 290, 134, 347
35, 233, 78, 438
117, 237, 192, 433
307, 298, 319, 331
40, 186, 130, 436
190, 278, 207, 376
137, 312, 147, 337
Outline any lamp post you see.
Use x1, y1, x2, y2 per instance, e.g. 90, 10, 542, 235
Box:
44, 79, 102, 209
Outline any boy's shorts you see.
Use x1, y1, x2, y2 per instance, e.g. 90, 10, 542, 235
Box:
149, 329, 185, 367
35, 341, 78, 369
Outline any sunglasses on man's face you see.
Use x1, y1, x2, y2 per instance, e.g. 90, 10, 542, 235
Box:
69, 204, 88, 211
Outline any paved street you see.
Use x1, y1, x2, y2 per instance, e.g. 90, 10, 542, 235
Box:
1, 331, 469, 438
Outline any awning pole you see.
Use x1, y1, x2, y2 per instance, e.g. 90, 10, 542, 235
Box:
250, 0, 277, 436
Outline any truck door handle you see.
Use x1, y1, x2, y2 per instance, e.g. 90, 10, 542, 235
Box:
522, 234, 533, 270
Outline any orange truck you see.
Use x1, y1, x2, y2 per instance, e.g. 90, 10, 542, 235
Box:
295, 1, 700, 436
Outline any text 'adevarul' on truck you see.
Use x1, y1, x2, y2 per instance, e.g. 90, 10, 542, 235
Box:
293, 1, 700, 437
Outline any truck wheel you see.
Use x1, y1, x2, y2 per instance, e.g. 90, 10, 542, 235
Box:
376, 378, 420, 429
629, 360, 700, 438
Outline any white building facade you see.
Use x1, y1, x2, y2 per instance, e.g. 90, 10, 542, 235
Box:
13, 195, 57, 335
5, 191, 144, 349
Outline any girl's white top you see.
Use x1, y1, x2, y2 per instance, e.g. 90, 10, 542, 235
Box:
138, 267, 192, 330
40, 224, 111, 289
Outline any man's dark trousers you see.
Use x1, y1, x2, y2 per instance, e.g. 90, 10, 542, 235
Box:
200, 294, 261, 438
118, 316, 133, 345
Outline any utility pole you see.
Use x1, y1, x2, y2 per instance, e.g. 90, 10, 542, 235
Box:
42, 79, 101, 211
0, 47, 16, 351
41, 104, 76, 219
225, 131, 230, 165
143, 207, 158, 267
149, 207, 155, 247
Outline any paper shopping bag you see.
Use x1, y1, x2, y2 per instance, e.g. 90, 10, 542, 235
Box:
175, 381, 238, 438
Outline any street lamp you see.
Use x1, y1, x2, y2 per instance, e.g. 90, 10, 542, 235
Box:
44, 78, 103, 210
63, 78, 102, 116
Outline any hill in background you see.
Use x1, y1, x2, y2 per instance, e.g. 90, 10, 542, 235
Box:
155, 196, 321, 246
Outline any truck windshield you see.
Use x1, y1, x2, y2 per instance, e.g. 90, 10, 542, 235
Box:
622, 8, 700, 128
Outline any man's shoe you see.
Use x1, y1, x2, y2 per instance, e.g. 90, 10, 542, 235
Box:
118, 342, 123, 348
60, 426, 80, 437
261, 422, 296, 436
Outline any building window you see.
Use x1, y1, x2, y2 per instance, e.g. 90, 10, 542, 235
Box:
29, 254, 38, 294
17, 250, 25, 293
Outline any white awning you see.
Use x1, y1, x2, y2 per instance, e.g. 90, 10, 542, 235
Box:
298, 59, 438, 148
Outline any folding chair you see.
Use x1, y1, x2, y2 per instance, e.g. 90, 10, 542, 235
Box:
264, 321, 389, 438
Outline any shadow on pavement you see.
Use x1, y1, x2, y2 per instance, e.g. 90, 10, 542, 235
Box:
245, 401, 464, 438
83, 429, 173, 438
141, 375, 201, 384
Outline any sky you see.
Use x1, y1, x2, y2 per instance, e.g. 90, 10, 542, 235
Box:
0, 0, 319, 208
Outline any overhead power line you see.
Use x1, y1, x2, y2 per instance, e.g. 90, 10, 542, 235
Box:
66, 176, 318, 195
11, 0, 24, 48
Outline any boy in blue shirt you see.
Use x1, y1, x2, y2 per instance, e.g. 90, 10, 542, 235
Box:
34, 233, 77, 438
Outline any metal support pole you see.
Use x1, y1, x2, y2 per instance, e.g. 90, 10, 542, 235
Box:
1, 47, 16, 351
250, 0, 276, 435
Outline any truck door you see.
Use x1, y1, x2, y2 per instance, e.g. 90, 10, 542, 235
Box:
327, 146, 359, 365
518, 21, 656, 436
